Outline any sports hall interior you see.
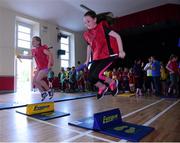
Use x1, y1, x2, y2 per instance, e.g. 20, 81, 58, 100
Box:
0, 0, 180, 142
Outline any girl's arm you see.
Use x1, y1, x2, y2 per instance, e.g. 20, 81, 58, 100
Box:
109, 31, 125, 58
44, 49, 54, 69
85, 45, 92, 65
16, 51, 33, 59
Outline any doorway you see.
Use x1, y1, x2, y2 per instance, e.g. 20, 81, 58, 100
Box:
16, 58, 32, 93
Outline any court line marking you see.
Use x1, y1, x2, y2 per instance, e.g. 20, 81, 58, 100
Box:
62, 98, 165, 142
13, 98, 164, 142
26, 116, 114, 142
63, 130, 114, 142
26, 116, 82, 134
122, 99, 164, 118
119, 99, 180, 142
143, 99, 180, 126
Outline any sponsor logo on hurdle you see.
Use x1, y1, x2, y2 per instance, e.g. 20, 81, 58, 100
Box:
103, 114, 118, 124
34, 105, 50, 111
26, 102, 54, 115
93, 108, 122, 130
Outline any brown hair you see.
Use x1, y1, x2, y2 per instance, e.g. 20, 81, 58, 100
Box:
84, 11, 97, 19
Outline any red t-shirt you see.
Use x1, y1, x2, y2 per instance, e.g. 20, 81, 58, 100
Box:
168, 61, 178, 74
83, 21, 119, 60
32, 45, 49, 70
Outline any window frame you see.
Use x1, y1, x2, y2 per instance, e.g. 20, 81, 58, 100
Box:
16, 21, 33, 50
60, 35, 70, 68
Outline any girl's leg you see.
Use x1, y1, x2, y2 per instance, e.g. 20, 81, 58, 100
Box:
94, 81, 108, 99
35, 69, 54, 100
89, 58, 119, 99
36, 69, 49, 91
89, 62, 109, 99
95, 81, 107, 92
97, 62, 114, 87
33, 70, 48, 100
33, 70, 45, 92
96, 60, 119, 95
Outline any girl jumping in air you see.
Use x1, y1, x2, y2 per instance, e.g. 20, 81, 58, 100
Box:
83, 11, 126, 99
18, 36, 54, 101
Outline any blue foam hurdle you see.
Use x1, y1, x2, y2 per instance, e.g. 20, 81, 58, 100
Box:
69, 108, 154, 142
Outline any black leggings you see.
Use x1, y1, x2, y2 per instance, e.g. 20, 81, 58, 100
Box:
88, 57, 115, 84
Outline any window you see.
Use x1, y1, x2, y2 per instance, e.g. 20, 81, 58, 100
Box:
60, 36, 70, 68
17, 22, 32, 49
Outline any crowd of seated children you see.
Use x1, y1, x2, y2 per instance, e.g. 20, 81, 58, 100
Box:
57, 66, 95, 92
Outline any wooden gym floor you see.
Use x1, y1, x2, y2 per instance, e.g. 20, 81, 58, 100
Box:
0, 91, 179, 142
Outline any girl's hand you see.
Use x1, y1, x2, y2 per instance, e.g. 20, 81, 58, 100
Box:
16, 54, 21, 59
16, 54, 22, 62
119, 51, 126, 59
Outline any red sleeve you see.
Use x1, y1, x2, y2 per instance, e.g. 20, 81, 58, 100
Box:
42, 45, 48, 50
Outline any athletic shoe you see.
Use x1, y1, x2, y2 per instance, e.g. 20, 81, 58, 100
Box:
111, 80, 119, 96
48, 88, 54, 99
41, 92, 48, 101
97, 86, 108, 100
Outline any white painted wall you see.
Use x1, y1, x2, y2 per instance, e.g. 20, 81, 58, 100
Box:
0, 6, 87, 77
0, 7, 15, 76
74, 32, 87, 65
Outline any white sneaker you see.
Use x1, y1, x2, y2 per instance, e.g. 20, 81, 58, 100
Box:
41, 92, 48, 101
48, 89, 54, 99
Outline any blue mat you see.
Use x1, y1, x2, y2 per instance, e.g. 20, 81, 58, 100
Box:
0, 102, 26, 110
52, 92, 97, 102
16, 107, 70, 120
0, 92, 96, 110
69, 108, 154, 142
